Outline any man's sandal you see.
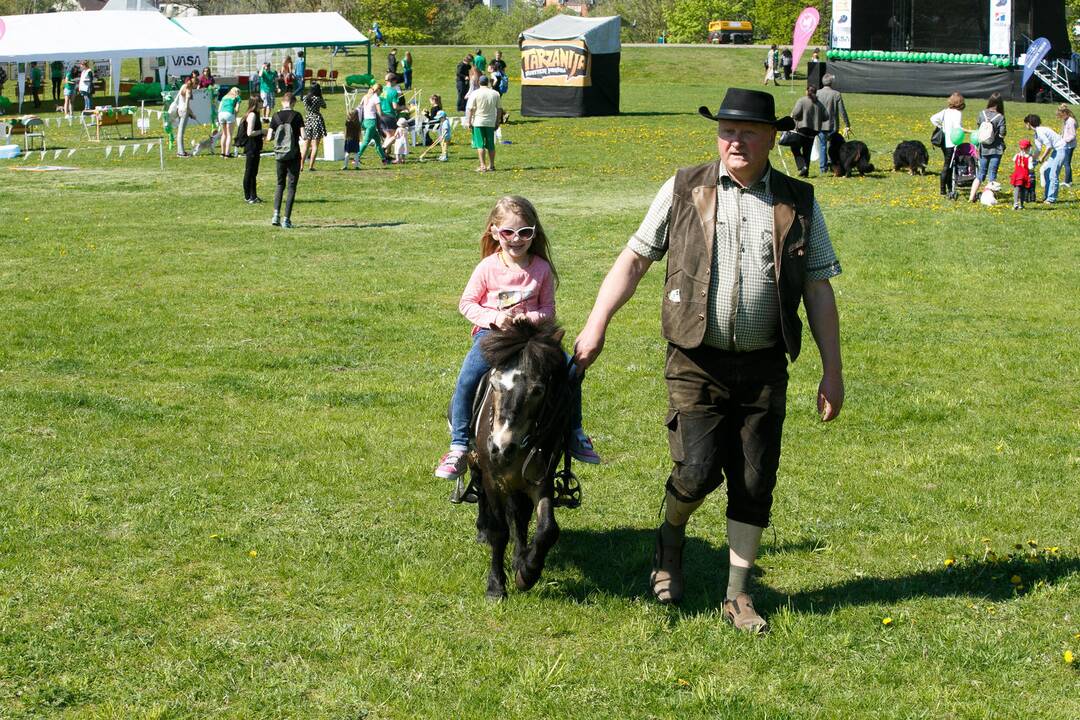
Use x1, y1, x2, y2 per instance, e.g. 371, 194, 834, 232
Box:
722, 592, 769, 634
649, 528, 684, 605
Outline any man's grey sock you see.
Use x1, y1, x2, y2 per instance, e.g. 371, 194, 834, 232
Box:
726, 565, 751, 600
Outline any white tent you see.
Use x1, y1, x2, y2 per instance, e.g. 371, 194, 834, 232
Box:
521, 15, 622, 55
0, 10, 205, 109
175, 12, 368, 51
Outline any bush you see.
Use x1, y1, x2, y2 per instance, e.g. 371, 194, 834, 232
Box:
664, 0, 751, 44
454, 3, 559, 46
379, 25, 434, 45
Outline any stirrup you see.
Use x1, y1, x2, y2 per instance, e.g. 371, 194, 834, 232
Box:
552, 468, 581, 509
450, 476, 480, 505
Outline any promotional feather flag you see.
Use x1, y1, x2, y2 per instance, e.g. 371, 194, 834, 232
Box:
791, 7, 821, 72
1022, 37, 1051, 88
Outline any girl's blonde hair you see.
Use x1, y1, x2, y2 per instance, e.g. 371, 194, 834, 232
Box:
947, 92, 965, 110
1057, 103, 1075, 120
226, 87, 241, 99
369, 83, 383, 96
480, 196, 558, 288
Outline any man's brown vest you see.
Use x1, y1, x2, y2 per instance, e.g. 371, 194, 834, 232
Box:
661, 160, 815, 360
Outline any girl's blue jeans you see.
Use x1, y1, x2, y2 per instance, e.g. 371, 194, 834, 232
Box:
976, 153, 1001, 183
449, 330, 583, 450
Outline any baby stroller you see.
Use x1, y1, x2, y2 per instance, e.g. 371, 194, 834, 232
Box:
948, 142, 978, 200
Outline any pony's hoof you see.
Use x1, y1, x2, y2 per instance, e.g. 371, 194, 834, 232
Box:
515, 567, 539, 592
485, 588, 507, 603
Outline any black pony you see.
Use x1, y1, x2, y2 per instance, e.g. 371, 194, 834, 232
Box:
469, 318, 573, 601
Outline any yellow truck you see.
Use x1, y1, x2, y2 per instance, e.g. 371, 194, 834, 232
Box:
708, 20, 753, 44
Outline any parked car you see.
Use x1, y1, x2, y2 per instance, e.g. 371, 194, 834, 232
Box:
707, 20, 754, 44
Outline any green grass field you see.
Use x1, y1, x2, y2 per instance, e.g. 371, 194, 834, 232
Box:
1, 45, 1078, 718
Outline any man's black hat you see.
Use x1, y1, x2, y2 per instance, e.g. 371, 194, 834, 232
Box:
699, 88, 795, 131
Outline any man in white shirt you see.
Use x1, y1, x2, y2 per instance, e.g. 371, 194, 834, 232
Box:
465, 76, 502, 172
1024, 113, 1066, 203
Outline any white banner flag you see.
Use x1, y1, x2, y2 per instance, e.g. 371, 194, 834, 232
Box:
67, 148, 76, 157
118, 145, 126, 157
40, 150, 46, 161
832, 0, 852, 49
147, 142, 155, 153
54, 149, 62, 160
989, 0, 1011, 56
133, 143, 142, 154
105, 146, 113, 158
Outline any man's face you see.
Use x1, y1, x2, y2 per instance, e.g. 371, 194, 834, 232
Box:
716, 120, 776, 176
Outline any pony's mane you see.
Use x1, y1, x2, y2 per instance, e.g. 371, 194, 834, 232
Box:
480, 317, 566, 378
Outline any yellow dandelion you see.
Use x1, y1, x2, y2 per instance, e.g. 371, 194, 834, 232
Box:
1010, 575, 1022, 585
882, 617, 893, 626
677, 678, 691, 688
1065, 650, 1075, 665
210, 533, 220, 539
944, 557, 956, 568
248, 549, 257, 558
981, 537, 991, 543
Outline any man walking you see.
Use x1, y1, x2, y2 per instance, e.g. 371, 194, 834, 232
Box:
573, 88, 844, 634
455, 53, 472, 112
816, 74, 850, 175
465, 75, 502, 172
269, 92, 305, 229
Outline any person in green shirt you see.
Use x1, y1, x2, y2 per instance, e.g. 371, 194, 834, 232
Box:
50, 60, 64, 102
473, 49, 487, 73
30, 61, 43, 109
217, 86, 243, 158
258, 62, 278, 119
402, 51, 413, 90
62, 66, 77, 116
379, 73, 402, 140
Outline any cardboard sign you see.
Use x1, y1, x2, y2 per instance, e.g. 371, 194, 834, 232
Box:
521, 39, 591, 87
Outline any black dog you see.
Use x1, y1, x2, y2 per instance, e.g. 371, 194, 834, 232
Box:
893, 140, 930, 175
827, 133, 875, 177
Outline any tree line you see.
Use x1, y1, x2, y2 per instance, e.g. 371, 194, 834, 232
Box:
3, 0, 1078, 47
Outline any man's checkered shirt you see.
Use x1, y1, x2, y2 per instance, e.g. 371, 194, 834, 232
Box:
627, 164, 842, 351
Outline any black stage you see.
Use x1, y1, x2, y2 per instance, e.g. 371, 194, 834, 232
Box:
827, 61, 1024, 101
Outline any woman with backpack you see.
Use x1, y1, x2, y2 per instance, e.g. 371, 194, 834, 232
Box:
969, 92, 1006, 202
239, 95, 266, 204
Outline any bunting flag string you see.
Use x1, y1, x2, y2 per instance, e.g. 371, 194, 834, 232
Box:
11, 140, 163, 169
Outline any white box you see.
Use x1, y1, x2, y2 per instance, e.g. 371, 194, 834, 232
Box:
323, 132, 344, 161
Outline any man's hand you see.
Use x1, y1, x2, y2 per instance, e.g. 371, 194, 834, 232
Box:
570, 248, 653, 376
817, 370, 844, 422
572, 323, 606, 375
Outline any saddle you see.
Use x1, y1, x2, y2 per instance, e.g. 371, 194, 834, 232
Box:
449, 368, 581, 509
